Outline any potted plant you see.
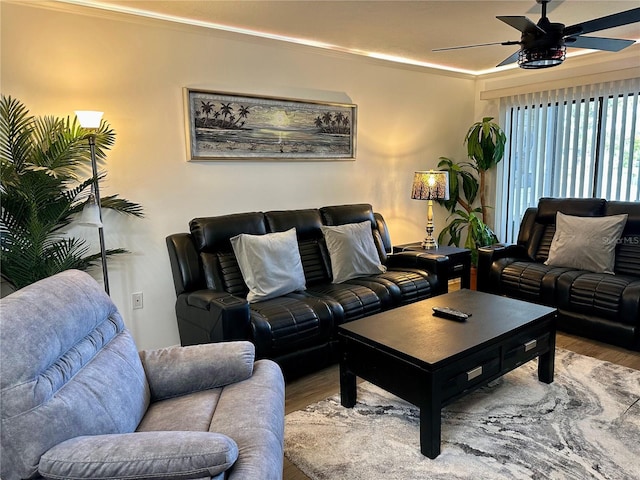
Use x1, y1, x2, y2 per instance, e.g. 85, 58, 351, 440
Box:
0, 95, 143, 291
437, 117, 507, 274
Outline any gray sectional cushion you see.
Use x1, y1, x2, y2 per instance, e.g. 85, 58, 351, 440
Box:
137, 390, 222, 432
140, 341, 255, 401
39, 432, 238, 480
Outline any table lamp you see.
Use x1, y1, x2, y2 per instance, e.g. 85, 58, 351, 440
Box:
411, 170, 449, 249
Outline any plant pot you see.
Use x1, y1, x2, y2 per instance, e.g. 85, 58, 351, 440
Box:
470, 266, 478, 291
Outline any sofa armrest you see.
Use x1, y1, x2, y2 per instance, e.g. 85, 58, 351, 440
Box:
166, 233, 204, 296
39, 431, 238, 480
386, 251, 449, 295
478, 244, 529, 263
176, 290, 251, 345
477, 244, 529, 292
140, 341, 255, 401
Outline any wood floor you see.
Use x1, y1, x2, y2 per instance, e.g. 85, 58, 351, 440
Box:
282, 331, 640, 480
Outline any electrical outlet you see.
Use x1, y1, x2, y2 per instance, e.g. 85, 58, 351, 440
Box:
132, 292, 143, 310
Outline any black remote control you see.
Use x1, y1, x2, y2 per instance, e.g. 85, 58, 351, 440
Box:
432, 306, 470, 321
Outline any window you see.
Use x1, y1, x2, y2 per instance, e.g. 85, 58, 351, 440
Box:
497, 78, 640, 243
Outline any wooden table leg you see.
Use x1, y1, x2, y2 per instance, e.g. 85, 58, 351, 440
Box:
419, 382, 442, 459
340, 361, 357, 408
420, 402, 441, 458
538, 332, 556, 384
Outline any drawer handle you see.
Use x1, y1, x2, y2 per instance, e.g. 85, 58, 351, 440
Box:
524, 339, 537, 352
467, 366, 483, 381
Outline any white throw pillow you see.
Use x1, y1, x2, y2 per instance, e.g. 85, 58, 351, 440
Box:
230, 228, 306, 303
321, 221, 387, 284
545, 212, 628, 274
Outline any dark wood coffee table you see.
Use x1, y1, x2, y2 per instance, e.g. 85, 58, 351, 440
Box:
338, 289, 557, 459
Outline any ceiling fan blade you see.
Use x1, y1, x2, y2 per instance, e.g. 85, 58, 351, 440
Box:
496, 50, 521, 67
567, 36, 636, 52
564, 8, 640, 36
497, 16, 545, 34
432, 41, 519, 52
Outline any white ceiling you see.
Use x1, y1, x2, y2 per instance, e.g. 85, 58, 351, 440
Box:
59, 0, 640, 75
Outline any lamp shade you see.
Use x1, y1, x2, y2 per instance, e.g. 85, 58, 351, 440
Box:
75, 110, 104, 129
411, 170, 449, 201
77, 193, 103, 227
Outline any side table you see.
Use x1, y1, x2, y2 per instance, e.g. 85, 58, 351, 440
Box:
393, 243, 472, 289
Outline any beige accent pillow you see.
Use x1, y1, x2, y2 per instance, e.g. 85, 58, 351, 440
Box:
230, 228, 306, 303
545, 212, 628, 274
321, 221, 387, 284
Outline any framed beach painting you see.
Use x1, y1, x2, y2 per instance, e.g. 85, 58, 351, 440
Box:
184, 89, 357, 160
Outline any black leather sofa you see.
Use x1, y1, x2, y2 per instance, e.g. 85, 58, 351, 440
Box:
167, 203, 449, 378
478, 198, 640, 350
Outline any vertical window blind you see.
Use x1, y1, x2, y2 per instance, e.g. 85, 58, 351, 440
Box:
497, 78, 640, 243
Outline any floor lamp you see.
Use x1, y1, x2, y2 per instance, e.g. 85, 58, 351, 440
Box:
76, 110, 110, 295
411, 170, 449, 249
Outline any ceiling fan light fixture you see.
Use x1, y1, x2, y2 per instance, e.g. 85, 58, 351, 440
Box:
518, 44, 566, 68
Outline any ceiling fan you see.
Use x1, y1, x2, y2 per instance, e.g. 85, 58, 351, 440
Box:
434, 0, 640, 69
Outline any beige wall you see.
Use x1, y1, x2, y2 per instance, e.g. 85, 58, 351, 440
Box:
1, 1, 477, 349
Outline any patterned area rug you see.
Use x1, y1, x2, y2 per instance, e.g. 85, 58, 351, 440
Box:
285, 349, 640, 480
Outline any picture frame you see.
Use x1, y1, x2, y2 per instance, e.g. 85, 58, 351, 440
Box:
183, 89, 357, 161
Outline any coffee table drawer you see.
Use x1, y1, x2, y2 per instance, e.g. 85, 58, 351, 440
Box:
504, 331, 551, 370
441, 349, 501, 401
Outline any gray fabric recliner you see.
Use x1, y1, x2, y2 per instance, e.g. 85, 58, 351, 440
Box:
0, 270, 285, 480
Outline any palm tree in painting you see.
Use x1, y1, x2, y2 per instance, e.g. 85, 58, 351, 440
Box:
322, 112, 333, 128
315, 111, 352, 134
342, 116, 350, 133
238, 106, 250, 120
220, 103, 233, 127
233, 106, 250, 127
200, 101, 214, 125
196, 100, 250, 130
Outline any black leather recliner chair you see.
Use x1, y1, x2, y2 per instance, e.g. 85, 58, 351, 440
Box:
478, 198, 640, 350
167, 203, 449, 378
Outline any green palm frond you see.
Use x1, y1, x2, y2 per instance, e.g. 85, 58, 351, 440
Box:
0, 96, 34, 182
29, 116, 86, 179
0, 235, 91, 289
100, 195, 145, 217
